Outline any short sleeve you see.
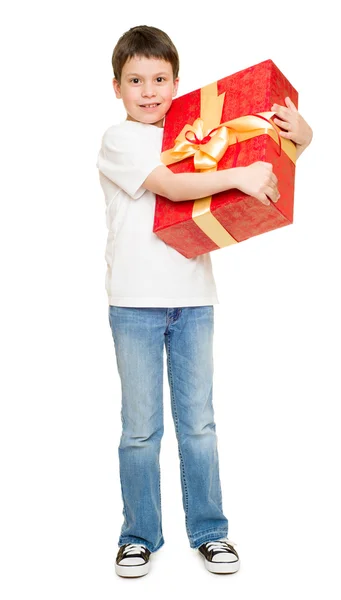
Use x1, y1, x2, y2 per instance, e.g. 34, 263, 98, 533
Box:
96, 124, 164, 199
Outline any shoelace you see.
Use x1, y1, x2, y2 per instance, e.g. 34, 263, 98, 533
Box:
124, 543, 147, 555
204, 539, 237, 553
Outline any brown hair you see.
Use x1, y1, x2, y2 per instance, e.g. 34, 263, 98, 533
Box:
112, 25, 179, 83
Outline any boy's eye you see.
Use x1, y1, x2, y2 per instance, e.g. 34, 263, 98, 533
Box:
129, 76, 166, 84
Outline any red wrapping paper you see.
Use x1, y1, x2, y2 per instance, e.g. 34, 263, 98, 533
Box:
153, 59, 298, 259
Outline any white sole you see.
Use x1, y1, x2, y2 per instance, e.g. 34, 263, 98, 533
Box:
203, 557, 240, 574
115, 561, 150, 578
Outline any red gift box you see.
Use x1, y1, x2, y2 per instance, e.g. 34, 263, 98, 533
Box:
153, 59, 298, 259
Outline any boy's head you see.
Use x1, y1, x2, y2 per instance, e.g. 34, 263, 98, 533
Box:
111, 25, 179, 128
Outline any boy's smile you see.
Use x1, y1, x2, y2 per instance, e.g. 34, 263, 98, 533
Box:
113, 56, 179, 128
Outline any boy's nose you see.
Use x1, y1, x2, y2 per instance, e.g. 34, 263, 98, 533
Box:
141, 86, 156, 98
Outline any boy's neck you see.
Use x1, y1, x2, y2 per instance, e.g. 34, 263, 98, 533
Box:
126, 114, 164, 128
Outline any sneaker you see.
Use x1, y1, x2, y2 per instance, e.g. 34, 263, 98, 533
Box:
115, 543, 151, 578
198, 538, 240, 574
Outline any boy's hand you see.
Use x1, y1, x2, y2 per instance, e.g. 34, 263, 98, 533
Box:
234, 161, 279, 206
271, 97, 313, 154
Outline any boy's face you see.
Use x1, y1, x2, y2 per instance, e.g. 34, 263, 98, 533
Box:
113, 55, 179, 128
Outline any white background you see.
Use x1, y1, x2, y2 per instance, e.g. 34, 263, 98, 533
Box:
1, 0, 340, 597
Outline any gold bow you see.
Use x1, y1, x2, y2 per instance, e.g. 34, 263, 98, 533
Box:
170, 118, 230, 170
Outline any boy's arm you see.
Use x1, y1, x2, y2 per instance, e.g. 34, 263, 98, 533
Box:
144, 97, 312, 204
143, 161, 280, 206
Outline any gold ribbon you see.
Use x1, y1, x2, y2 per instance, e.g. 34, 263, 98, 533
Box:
161, 82, 296, 250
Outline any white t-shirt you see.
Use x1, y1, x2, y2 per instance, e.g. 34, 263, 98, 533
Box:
96, 120, 219, 307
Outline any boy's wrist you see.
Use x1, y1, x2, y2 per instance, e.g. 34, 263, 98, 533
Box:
227, 167, 243, 191
295, 126, 313, 158
296, 138, 312, 159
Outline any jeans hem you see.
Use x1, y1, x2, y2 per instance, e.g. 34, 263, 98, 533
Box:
118, 536, 165, 554
189, 529, 229, 549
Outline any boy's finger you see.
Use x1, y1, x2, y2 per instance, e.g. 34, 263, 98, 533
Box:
271, 105, 291, 119
270, 172, 278, 185
273, 117, 290, 130
279, 130, 293, 139
285, 96, 298, 112
263, 185, 279, 203
257, 193, 271, 206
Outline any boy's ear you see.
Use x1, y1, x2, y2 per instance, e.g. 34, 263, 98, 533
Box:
173, 77, 179, 98
113, 78, 122, 99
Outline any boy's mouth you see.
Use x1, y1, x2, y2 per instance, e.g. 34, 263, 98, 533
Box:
140, 103, 161, 109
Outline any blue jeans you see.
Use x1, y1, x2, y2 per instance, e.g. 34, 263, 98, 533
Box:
108, 305, 228, 553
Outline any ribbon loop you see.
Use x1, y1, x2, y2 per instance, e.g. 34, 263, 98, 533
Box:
185, 131, 201, 145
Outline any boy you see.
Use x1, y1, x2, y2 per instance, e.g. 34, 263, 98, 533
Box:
96, 25, 313, 578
